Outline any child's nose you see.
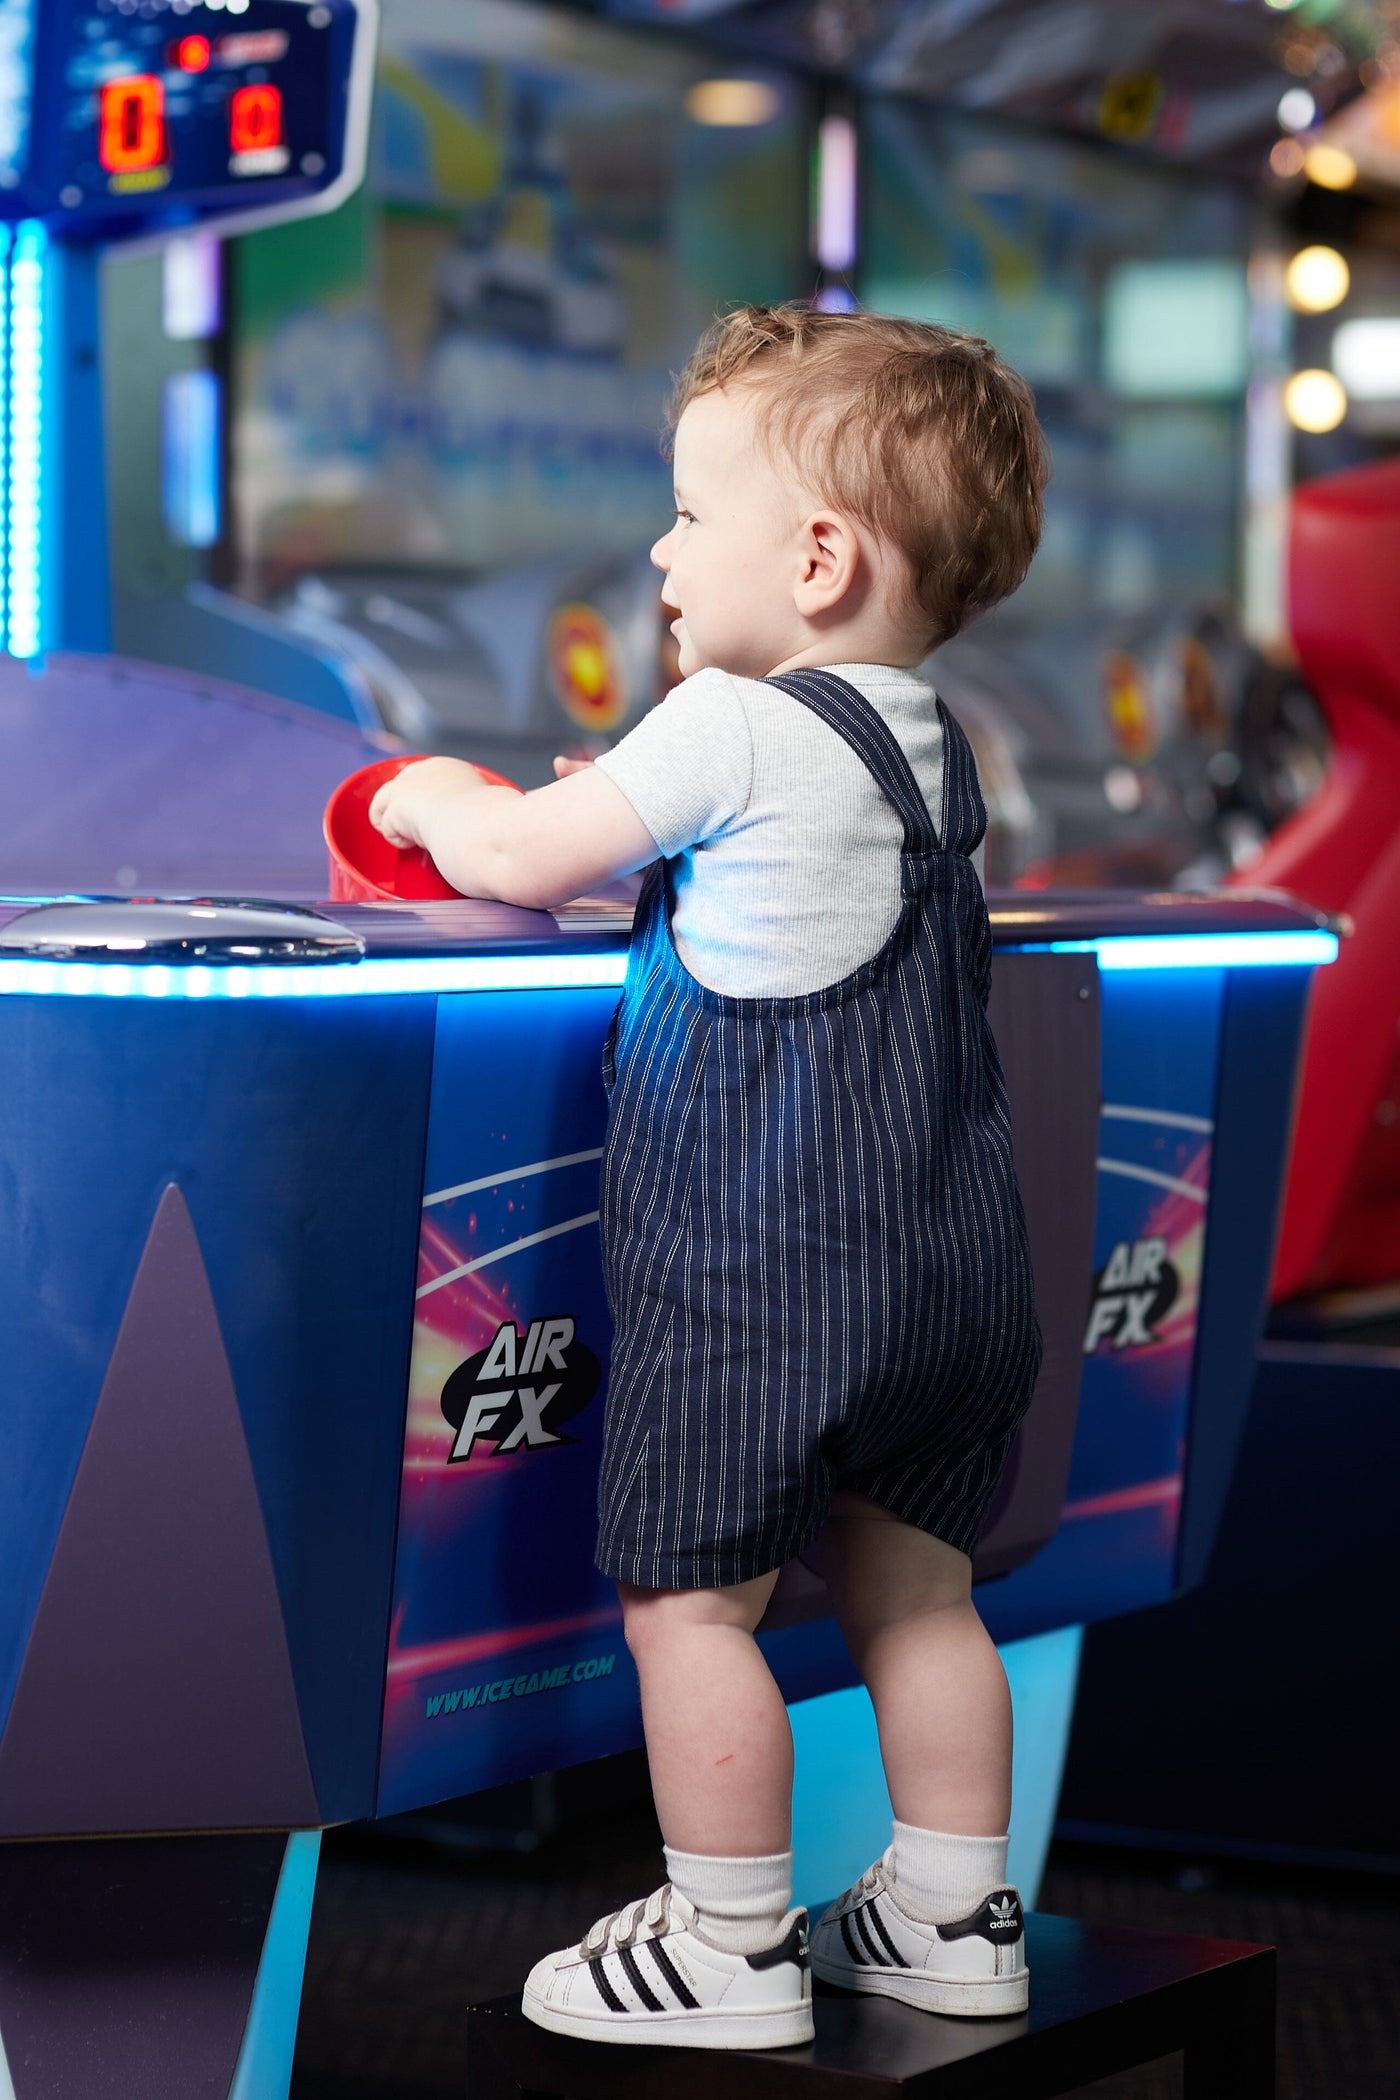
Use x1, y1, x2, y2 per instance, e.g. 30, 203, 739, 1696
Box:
650, 529, 673, 571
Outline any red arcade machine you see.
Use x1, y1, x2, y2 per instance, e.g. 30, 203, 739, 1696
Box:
1244, 457, 1400, 1310
1059, 456, 1400, 1870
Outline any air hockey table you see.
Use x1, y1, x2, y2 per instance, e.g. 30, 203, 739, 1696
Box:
0, 871, 1333, 2100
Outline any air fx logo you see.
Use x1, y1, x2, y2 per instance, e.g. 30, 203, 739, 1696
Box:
441, 1316, 600, 1464
1082, 1236, 1179, 1354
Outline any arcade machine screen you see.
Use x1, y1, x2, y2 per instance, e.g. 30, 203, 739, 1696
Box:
0, 0, 369, 232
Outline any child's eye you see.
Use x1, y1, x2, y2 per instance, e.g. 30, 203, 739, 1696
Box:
672, 508, 694, 524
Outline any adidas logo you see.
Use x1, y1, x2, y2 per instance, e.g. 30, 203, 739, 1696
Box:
988, 1896, 1019, 1931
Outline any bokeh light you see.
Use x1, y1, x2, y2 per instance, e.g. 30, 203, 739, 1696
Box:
684, 80, 780, 127
1332, 318, 1400, 401
1282, 368, 1348, 433
1285, 245, 1350, 313
1277, 87, 1317, 131
1270, 137, 1307, 177
1303, 142, 1358, 188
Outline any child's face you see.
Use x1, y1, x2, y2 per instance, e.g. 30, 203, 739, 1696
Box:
650, 387, 806, 681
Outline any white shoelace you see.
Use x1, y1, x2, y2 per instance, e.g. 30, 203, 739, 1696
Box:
580, 1884, 673, 1960
841, 1857, 888, 1911
843, 1864, 877, 1915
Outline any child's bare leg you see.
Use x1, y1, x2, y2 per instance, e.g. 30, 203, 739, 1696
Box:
804, 1500, 1026, 2011
818, 1493, 1010, 1832
619, 1572, 796, 1951
619, 1570, 789, 1852
522, 1571, 813, 2044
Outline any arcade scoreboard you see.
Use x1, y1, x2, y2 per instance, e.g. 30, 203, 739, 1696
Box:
0, 0, 375, 237
0, 0, 377, 666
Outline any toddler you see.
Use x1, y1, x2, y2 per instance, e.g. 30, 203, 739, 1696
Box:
371, 305, 1048, 2050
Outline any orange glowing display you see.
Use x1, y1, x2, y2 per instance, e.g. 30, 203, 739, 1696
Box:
99, 76, 166, 175
229, 84, 284, 155
173, 35, 212, 73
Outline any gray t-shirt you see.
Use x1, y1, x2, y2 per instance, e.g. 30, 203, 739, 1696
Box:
595, 662, 964, 999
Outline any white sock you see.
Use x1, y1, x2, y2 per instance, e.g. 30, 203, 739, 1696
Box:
889, 1821, 1010, 1924
663, 1846, 792, 1954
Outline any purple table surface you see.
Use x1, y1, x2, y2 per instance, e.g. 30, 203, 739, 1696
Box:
0, 651, 386, 902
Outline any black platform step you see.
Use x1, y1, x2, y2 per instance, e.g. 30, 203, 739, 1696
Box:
465, 1913, 1275, 2099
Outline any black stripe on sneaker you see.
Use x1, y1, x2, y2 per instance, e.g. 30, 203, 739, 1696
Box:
618, 1944, 663, 2011
839, 1914, 867, 1966
589, 1956, 628, 2013
645, 1937, 699, 2009
851, 1905, 888, 1966
864, 1901, 909, 1968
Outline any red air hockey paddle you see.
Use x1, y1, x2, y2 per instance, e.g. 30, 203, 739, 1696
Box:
324, 756, 524, 902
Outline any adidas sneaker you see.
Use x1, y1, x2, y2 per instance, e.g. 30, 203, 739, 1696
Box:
522, 1883, 814, 2049
811, 1851, 1028, 2017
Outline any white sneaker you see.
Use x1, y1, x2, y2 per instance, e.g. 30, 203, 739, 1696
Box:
522, 1883, 814, 2049
811, 1851, 1028, 2017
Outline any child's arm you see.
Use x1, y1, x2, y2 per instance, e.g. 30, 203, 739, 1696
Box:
369, 756, 658, 910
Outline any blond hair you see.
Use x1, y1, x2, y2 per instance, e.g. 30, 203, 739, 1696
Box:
668, 305, 1050, 648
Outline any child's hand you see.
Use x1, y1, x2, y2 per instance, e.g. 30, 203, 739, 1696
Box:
363, 752, 654, 909
369, 758, 489, 849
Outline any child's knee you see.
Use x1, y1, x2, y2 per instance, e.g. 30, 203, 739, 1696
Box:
620, 1585, 666, 1661
619, 1584, 701, 1665
618, 1575, 776, 1659
819, 1516, 974, 1637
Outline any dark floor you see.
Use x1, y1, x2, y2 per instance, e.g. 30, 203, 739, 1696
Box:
288, 1752, 1398, 2099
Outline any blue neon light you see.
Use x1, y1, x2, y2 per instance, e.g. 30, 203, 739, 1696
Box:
0, 0, 35, 194
4, 217, 44, 659
162, 369, 222, 550
0, 952, 630, 1000
1041, 931, 1338, 971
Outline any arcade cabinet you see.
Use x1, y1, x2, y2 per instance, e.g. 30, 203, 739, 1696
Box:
1243, 456, 1400, 1310
1060, 458, 1400, 1870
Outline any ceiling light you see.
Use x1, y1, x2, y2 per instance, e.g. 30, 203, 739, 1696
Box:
1283, 368, 1347, 432
685, 80, 780, 127
1285, 245, 1350, 313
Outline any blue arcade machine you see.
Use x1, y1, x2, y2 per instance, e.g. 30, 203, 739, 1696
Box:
0, 0, 378, 660
0, 11, 1339, 2098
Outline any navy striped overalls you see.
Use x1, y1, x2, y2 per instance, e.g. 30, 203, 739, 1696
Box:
596, 668, 1042, 1590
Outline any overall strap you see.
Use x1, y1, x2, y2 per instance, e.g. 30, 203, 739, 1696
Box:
933, 694, 989, 859
763, 667, 940, 856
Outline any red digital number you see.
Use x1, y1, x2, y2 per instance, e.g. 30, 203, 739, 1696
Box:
99, 75, 166, 175
229, 84, 284, 155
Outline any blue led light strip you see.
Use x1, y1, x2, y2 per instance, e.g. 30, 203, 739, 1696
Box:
0, 952, 630, 1001
0, 930, 1336, 998
4, 219, 44, 659
1040, 931, 1338, 971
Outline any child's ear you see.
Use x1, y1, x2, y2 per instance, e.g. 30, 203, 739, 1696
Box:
794, 510, 860, 617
